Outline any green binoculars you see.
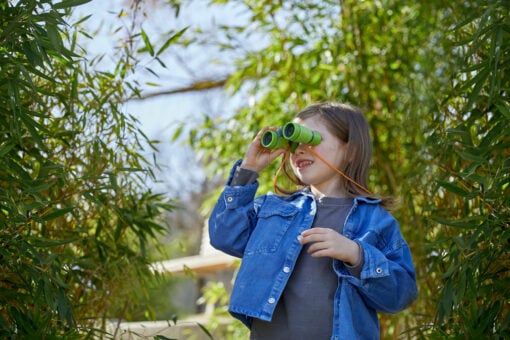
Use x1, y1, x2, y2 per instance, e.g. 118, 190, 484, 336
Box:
261, 122, 322, 152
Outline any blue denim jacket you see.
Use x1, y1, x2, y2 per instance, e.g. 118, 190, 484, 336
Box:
209, 161, 418, 339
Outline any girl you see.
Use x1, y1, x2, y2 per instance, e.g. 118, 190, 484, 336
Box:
208, 102, 417, 339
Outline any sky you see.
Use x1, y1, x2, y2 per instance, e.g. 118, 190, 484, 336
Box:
71, 0, 249, 197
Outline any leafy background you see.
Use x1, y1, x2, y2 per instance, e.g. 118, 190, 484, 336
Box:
0, 0, 508, 338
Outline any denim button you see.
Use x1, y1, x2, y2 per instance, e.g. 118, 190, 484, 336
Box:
268, 297, 275, 304
283, 266, 290, 273
376, 267, 383, 274
226, 196, 233, 202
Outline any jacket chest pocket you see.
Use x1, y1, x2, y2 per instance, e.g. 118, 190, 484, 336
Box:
245, 204, 299, 255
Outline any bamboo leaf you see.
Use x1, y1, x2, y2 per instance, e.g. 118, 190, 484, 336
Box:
31, 237, 79, 247
437, 180, 470, 197
156, 27, 188, 56
432, 215, 484, 229
141, 29, 154, 56
0, 142, 15, 157
53, 0, 92, 10
46, 23, 63, 51
455, 149, 488, 164
41, 207, 75, 221
495, 100, 510, 119
23, 182, 55, 194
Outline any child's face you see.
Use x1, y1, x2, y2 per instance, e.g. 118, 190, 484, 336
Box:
289, 116, 348, 197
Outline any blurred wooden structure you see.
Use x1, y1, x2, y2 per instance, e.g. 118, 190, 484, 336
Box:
111, 224, 238, 339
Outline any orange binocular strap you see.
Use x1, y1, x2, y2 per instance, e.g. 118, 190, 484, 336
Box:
273, 145, 371, 195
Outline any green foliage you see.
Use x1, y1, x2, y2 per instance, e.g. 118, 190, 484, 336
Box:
199, 281, 249, 340
0, 0, 179, 337
189, 0, 509, 338
424, 0, 510, 337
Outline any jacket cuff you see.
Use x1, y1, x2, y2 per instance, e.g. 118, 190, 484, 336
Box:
231, 166, 259, 186
344, 242, 364, 278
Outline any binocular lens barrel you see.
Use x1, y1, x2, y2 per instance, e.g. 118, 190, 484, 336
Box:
260, 123, 321, 150
261, 130, 288, 149
283, 122, 321, 146
261, 131, 275, 147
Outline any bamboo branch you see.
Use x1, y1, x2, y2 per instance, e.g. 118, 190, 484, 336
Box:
130, 78, 228, 101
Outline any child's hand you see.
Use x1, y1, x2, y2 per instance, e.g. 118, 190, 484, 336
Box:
240, 127, 286, 173
298, 227, 360, 266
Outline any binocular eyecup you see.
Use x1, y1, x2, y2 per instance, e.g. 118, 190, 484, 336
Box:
261, 122, 321, 152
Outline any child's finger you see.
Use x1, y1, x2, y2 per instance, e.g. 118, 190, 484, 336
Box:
300, 227, 328, 237
298, 229, 327, 245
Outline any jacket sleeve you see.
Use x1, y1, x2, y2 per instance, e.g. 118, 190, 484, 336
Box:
334, 205, 418, 314
208, 160, 261, 258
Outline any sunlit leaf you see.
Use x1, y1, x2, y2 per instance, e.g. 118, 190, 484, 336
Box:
53, 0, 92, 10
156, 27, 188, 56
141, 28, 154, 56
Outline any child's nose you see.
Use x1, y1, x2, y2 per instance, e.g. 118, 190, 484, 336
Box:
293, 143, 307, 154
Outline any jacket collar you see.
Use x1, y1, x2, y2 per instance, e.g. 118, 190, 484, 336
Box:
293, 187, 381, 204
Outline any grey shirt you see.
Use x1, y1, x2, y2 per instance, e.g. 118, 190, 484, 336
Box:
231, 167, 363, 340
250, 197, 356, 340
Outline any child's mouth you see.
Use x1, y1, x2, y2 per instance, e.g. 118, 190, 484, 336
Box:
296, 159, 313, 169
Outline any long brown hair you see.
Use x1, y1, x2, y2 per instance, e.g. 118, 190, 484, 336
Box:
274, 102, 395, 209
